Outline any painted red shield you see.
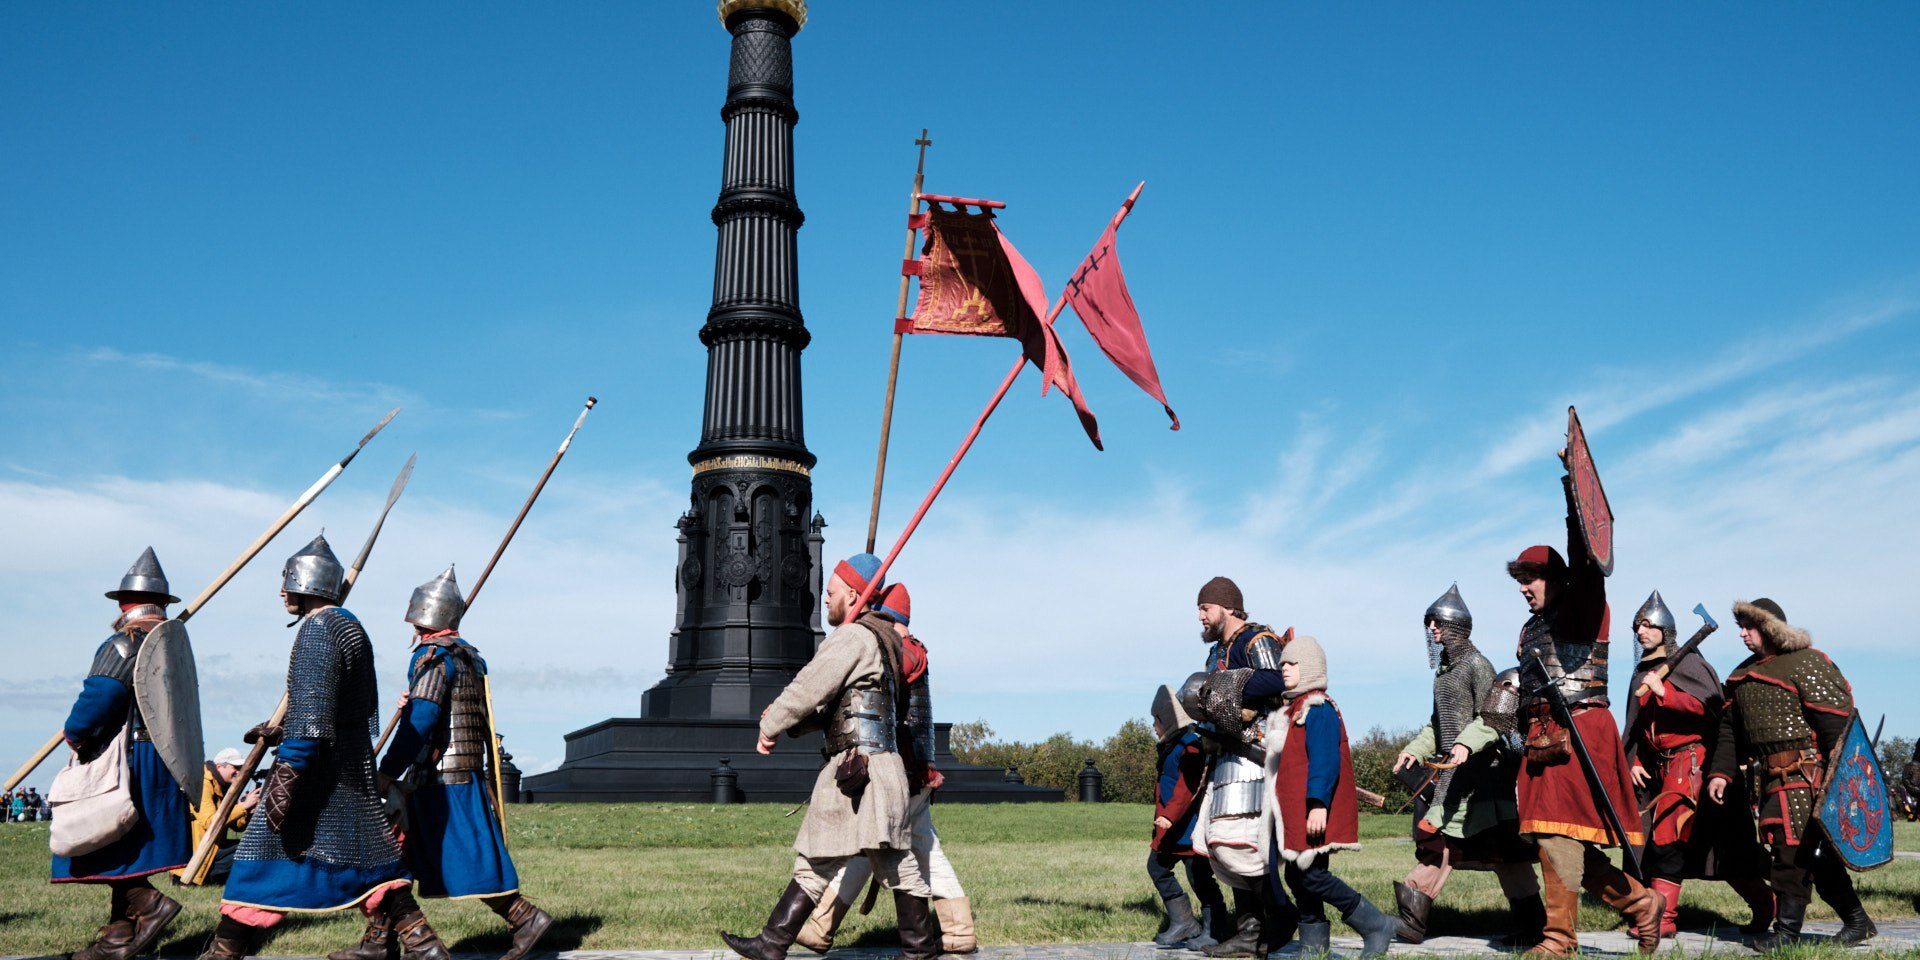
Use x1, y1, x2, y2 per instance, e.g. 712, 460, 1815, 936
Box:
1565, 407, 1614, 576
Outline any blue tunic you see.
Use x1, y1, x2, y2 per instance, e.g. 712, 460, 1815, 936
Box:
380, 639, 518, 899
51, 639, 191, 883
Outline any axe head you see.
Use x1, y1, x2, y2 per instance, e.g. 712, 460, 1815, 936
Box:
1693, 603, 1717, 630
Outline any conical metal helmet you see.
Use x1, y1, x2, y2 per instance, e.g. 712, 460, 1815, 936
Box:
1635, 590, 1676, 635
1424, 583, 1472, 629
281, 532, 346, 602
106, 546, 180, 603
405, 564, 466, 632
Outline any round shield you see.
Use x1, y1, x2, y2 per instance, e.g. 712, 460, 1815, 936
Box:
132, 619, 204, 803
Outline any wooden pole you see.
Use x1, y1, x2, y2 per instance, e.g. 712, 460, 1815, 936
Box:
462, 397, 596, 614
4, 409, 399, 796
865, 130, 932, 553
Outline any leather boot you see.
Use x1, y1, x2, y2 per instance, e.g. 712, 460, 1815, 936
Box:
1650, 878, 1683, 938
327, 912, 394, 960
1819, 872, 1877, 946
489, 895, 554, 960
1500, 894, 1547, 949
1296, 918, 1331, 955
894, 891, 940, 960
1524, 857, 1580, 957
1587, 871, 1663, 955
386, 890, 451, 960
196, 917, 255, 960
75, 884, 182, 960
1729, 877, 1774, 937
934, 896, 978, 953
1392, 880, 1432, 944
723, 880, 817, 960
1748, 895, 1804, 951
795, 890, 849, 953
1199, 890, 1263, 958
1156, 894, 1202, 948
1344, 898, 1397, 958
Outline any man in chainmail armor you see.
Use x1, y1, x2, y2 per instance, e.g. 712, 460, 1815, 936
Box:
1705, 598, 1875, 949
1389, 585, 1541, 946
50, 549, 193, 960
1186, 577, 1297, 957
1489, 468, 1662, 956
357, 565, 552, 960
794, 583, 977, 955
722, 554, 938, 960
1622, 590, 1772, 939
203, 534, 449, 960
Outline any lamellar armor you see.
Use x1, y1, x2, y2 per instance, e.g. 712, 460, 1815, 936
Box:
905, 669, 935, 771
404, 640, 493, 784
1517, 611, 1609, 709
238, 608, 399, 867
823, 616, 903, 757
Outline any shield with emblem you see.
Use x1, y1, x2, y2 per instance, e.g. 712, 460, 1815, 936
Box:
1818, 713, 1894, 871
1564, 406, 1614, 576
132, 619, 204, 803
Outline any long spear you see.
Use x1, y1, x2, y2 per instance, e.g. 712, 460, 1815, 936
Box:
4, 409, 400, 795
371, 397, 597, 758
180, 451, 415, 884
864, 130, 933, 553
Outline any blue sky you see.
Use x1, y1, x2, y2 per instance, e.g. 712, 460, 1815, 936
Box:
4, 3, 1918, 780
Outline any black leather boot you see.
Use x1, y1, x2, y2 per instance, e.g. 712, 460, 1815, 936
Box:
1820, 874, 1877, 946
1500, 893, 1547, 949
1748, 895, 1804, 952
1200, 889, 1263, 957
1157, 894, 1204, 947
1345, 898, 1398, 958
1393, 880, 1432, 944
894, 891, 941, 960
723, 881, 818, 960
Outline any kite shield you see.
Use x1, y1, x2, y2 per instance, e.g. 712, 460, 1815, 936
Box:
1818, 713, 1894, 871
1565, 406, 1615, 576
132, 619, 204, 802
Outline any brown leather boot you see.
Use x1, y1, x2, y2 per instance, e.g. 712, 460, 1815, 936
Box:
196, 917, 255, 960
488, 895, 554, 960
1524, 856, 1580, 957
894, 891, 941, 960
328, 911, 394, 960
934, 896, 977, 953
722, 881, 818, 960
795, 887, 853, 953
386, 890, 451, 960
74, 884, 182, 960
1586, 870, 1663, 955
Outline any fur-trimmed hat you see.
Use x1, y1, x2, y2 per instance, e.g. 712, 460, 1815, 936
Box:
1278, 634, 1329, 699
1197, 576, 1245, 613
1733, 598, 1809, 653
1507, 544, 1568, 583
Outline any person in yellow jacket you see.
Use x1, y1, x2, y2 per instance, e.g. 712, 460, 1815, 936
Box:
175, 748, 258, 886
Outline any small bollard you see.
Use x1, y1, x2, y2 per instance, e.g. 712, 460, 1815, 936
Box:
1003, 765, 1025, 785
711, 757, 739, 804
1078, 758, 1104, 803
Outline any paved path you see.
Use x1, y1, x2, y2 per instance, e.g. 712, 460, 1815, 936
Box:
13, 919, 1917, 960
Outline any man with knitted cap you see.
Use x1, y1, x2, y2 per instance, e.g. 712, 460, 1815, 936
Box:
1187, 576, 1294, 957
723, 555, 939, 960
1705, 598, 1875, 948
794, 582, 977, 955
1497, 460, 1661, 956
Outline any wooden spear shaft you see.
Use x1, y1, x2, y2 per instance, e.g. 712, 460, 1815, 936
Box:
181, 450, 414, 883
864, 130, 932, 553
4, 409, 400, 796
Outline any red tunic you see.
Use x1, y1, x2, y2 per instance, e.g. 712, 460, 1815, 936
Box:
1518, 704, 1646, 848
1632, 682, 1712, 847
1269, 694, 1361, 861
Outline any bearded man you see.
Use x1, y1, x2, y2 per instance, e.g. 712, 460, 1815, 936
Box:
1487, 469, 1662, 956
1622, 590, 1772, 938
721, 554, 937, 960
1706, 598, 1875, 949
1390, 585, 1541, 946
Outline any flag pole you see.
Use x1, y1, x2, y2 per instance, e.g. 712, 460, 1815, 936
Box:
850, 295, 1068, 614
864, 130, 933, 553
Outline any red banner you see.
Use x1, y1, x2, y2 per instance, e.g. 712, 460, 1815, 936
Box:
907, 207, 1034, 338
1064, 183, 1177, 430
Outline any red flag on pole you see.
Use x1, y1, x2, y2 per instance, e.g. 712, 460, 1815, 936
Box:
907, 205, 1102, 449
1063, 182, 1177, 430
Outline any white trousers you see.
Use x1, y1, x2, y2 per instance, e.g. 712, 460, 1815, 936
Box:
811, 790, 957, 906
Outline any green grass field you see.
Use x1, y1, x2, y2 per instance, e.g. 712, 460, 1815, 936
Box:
2, 806, 1916, 956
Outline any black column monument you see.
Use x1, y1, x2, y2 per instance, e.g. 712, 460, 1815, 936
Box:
522, 0, 1055, 803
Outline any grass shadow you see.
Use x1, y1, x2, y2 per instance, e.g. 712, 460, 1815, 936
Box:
157, 916, 221, 956
1422, 903, 1512, 945
448, 912, 604, 954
